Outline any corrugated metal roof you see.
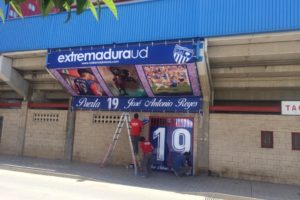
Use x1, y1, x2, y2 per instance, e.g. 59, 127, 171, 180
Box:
1, 0, 300, 52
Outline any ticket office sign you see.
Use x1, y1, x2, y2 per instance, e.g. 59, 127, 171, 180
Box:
149, 117, 193, 173
281, 101, 300, 115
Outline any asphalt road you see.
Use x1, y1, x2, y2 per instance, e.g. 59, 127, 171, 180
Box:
0, 169, 206, 200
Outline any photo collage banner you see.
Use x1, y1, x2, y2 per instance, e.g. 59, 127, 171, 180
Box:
46, 41, 204, 112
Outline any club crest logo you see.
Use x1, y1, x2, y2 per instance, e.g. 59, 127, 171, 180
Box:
173, 45, 194, 64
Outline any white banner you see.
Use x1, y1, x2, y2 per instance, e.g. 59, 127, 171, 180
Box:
281, 101, 300, 115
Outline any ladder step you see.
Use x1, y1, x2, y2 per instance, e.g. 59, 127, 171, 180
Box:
102, 112, 136, 172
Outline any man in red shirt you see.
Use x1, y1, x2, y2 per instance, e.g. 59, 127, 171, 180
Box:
130, 113, 143, 155
139, 136, 153, 177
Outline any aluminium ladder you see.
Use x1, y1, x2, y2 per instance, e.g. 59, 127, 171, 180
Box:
101, 112, 138, 175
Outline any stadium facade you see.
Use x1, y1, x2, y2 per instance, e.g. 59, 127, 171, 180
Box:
0, 0, 300, 185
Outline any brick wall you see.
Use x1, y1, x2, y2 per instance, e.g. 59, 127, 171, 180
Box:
209, 114, 300, 185
73, 111, 199, 166
72, 111, 131, 165
23, 109, 68, 159
0, 109, 22, 155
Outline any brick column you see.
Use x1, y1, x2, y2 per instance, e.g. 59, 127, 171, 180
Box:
64, 98, 76, 161
17, 101, 29, 156
196, 41, 213, 174
197, 100, 210, 174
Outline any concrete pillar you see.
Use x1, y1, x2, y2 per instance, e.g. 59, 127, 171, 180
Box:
0, 55, 29, 99
197, 100, 209, 173
196, 40, 213, 174
17, 101, 29, 156
64, 98, 76, 161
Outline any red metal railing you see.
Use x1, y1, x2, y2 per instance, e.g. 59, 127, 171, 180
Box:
0, 102, 22, 108
0, 102, 281, 113
209, 105, 281, 113
28, 102, 69, 109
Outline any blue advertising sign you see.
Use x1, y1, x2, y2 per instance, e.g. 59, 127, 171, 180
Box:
149, 117, 193, 173
47, 43, 201, 69
72, 96, 202, 113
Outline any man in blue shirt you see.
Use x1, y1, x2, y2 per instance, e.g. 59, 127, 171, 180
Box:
172, 152, 192, 177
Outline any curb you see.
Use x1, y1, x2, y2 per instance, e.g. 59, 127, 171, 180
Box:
0, 164, 86, 180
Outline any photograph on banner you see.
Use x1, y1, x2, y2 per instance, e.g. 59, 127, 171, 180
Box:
57, 68, 106, 96
149, 117, 193, 174
97, 65, 146, 97
143, 64, 193, 96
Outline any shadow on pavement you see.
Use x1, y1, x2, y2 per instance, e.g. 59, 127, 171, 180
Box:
0, 155, 299, 200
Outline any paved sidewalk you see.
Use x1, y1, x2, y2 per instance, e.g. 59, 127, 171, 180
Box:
0, 155, 299, 200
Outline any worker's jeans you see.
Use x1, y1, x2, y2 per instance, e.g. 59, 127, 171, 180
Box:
141, 153, 152, 177
131, 136, 140, 155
